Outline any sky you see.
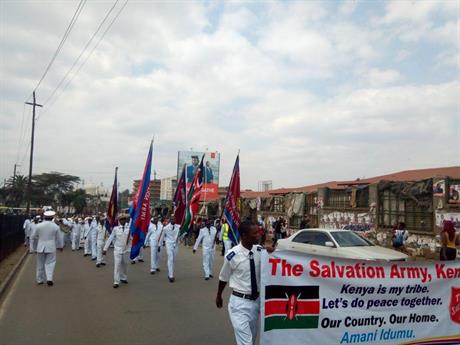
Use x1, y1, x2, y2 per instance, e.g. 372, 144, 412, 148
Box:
1, 0, 459, 192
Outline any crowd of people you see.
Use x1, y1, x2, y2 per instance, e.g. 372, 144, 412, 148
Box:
22, 209, 274, 345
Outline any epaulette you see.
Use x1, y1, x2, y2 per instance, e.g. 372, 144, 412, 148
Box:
226, 251, 236, 261
256, 245, 262, 252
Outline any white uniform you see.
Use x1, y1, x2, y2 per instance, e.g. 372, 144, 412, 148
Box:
219, 244, 263, 345
83, 221, 91, 255
163, 222, 180, 279
96, 224, 107, 265
29, 222, 38, 253
32, 220, 63, 283
145, 222, 164, 272
103, 224, 132, 285
23, 219, 31, 246
71, 222, 81, 250
90, 220, 98, 259
193, 226, 217, 278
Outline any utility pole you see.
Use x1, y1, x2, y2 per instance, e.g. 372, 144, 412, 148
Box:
25, 91, 43, 214
13, 163, 20, 185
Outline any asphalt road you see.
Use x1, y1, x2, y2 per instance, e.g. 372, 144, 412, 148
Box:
0, 244, 235, 345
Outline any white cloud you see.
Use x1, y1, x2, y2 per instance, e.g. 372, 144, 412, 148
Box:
1, 1, 458, 192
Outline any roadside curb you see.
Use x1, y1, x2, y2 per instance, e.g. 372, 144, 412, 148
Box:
0, 249, 29, 303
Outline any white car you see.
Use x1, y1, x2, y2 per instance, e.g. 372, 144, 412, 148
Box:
276, 228, 408, 261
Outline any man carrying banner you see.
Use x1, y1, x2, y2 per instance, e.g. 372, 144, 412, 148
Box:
164, 216, 180, 282
103, 214, 131, 288
193, 219, 217, 280
144, 216, 164, 274
216, 220, 274, 345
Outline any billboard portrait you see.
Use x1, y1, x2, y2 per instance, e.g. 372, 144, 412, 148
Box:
177, 151, 220, 200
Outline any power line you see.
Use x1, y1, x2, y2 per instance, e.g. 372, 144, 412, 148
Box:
40, 0, 121, 113
32, 0, 87, 94
41, 0, 129, 115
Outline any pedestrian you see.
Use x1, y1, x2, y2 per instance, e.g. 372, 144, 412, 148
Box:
220, 218, 233, 255
31, 210, 63, 286
71, 217, 81, 251
96, 218, 107, 267
102, 214, 131, 288
440, 220, 459, 261
90, 216, 98, 260
193, 219, 217, 280
23, 216, 32, 247
163, 216, 180, 282
144, 216, 164, 274
216, 220, 274, 345
392, 222, 409, 253
83, 217, 92, 257
28, 216, 40, 253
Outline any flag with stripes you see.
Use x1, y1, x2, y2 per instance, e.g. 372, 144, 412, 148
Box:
264, 285, 320, 332
105, 167, 118, 234
222, 154, 240, 245
179, 154, 204, 237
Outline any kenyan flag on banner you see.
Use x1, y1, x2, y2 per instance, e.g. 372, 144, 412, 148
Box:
264, 285, 320, 332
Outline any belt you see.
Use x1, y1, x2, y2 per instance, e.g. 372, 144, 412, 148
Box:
232, 291, 259, 300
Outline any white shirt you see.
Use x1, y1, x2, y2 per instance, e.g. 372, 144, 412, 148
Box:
23, 219, 31, 236
145, 223, 164, 246
96, 224, 107, 242
163, 223, 180, 244
103, 224, 132, 253
83, 222, 91, 238
71, 223, 81, 237
32, 220, 63, 253
193, 226, 217, 251
219, 243, 263, 295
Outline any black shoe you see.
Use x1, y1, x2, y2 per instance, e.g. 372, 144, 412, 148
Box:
205, 277, 210, 281
138, 259, 144, 262
168, 277, 175, 283
101, 262, 106, 266
121, 279, 128, 284
91, 257, 96, 261
96, 263, 100, 268
150, 271, 155, 275
131, 261, 136, 264
113, 284, 119, 288
156, 268, 160, 272
209, 274, 213, 278
37, 281, 44, 285
47, 281, 53, 286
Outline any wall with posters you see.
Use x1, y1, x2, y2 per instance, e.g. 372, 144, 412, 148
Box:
319, 210, 375, 232
177, 151, 220, 200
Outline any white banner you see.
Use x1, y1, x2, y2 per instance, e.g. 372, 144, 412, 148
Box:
260, 250, 460, 345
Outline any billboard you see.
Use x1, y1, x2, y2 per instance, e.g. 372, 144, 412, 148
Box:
177, 151, 220, 200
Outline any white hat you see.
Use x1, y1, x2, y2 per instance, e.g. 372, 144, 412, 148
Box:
44, 210, 56, 217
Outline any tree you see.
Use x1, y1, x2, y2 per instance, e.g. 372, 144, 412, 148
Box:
71, 189, 87, 214
30, 172, 80, 207
1, 175, 28, 207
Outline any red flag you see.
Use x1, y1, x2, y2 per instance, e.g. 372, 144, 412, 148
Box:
173, 164, 187, 225
223, 154, 240, 244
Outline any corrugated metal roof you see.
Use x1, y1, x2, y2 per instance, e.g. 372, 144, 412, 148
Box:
241, 166, 460, 198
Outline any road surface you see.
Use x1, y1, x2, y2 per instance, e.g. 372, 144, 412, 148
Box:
0, 244, 235, 345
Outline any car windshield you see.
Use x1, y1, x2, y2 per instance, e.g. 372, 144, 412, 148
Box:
330, 231, 374, 247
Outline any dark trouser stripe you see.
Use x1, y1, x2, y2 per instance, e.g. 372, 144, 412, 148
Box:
264, 315, 319, 331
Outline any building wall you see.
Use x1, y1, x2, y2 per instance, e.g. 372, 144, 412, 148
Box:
160, 176, 177, 201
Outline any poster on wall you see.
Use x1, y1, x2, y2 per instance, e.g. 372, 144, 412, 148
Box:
448, 184, 460, 204
177, 151, 220, 200
435, 212, 460, 229
260, 250, 460, 345
433, 180, 445, 197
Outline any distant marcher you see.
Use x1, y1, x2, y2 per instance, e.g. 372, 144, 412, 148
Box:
96, 218, 107, 267
193, 219, 218, 280
440, 220, 459, 261
220, 218, 233, 255
71, 218, 81, 251
32, 210, 63, 286
29, 216, 40, 253
164, 216, 180, 282
144, 216, 164, 274
103, 214, 131, 288
23, 216, 32, 247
